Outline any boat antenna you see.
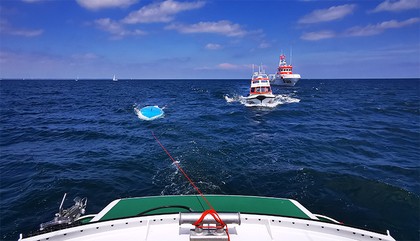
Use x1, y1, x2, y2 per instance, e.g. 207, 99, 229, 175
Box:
280, 49, 284, 66
290, 47, 293, 66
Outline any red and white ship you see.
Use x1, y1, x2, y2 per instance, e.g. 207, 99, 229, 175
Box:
245, 65, 275, 106
270, 54, 301, 86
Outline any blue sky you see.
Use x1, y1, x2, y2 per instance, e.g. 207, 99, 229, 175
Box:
0, 0, 419, 79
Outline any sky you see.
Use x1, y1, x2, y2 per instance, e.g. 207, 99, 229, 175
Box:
0, 0, 419, 79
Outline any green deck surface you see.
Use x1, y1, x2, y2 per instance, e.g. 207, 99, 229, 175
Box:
98, 195, 312, 221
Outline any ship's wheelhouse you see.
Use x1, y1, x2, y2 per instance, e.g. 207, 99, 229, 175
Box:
250, 86, 271, 95
278, 65, 293, 74
250, 76, 272, 95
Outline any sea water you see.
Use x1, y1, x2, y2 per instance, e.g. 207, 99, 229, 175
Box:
0, 79, 419, 240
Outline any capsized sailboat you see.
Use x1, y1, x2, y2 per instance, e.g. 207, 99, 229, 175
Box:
135, 105, 164, 121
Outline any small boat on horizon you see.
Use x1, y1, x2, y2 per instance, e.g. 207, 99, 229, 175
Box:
270, 53, 301, 86
112, 75, 118, 81
245, 65, 275, 106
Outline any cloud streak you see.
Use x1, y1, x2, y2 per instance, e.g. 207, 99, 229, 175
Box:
371, 0, 420, 12
345, 17, 420, 36
301, 17, 420, 40
21, 0, 45, 2
94, 18, 146, 38
91, 0, 257, 40
205, 43, 222, 50
76, 0, 139, 10
217, 63, 240, 70
165, 20, 247, 37
91, 0, 206, 38
196, 62, 247, 71
122, 0, 205, 24
301, 30, 336, 41
0, 19, 43, 37
298, 4, 356, 24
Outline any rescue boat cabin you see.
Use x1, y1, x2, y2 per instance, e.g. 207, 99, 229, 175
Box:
250, 73, 272, 95
277, 54, 293, 75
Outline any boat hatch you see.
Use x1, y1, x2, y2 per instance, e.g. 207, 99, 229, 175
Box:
92, 195, 315, 222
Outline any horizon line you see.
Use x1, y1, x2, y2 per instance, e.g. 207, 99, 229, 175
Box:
1, 77, 419, 81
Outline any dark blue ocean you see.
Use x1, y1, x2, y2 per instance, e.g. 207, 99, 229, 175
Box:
0, 79, 419, 241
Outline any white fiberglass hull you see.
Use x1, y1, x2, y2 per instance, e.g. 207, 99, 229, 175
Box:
270, 74, 301, 86
18, 195, 396, 241
19, 213, 395, 241
245, 94, 276, 106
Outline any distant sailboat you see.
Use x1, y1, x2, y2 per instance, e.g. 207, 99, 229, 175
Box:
112, 75, 118, 81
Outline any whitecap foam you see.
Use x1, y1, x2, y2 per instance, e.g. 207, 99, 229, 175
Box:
224, 94, 238, 103
225, 94, 300, 108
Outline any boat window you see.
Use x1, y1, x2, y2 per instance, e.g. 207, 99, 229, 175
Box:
251, 87, 255, 92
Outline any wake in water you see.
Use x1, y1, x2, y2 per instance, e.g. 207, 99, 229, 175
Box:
153, 165, 223, 195
224, 93, 300, 108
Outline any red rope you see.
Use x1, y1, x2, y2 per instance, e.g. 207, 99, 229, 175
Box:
152, 131, 230, 240
152, 131, 214, 210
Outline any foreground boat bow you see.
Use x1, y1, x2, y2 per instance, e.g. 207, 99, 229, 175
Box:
19, 195, 395, 241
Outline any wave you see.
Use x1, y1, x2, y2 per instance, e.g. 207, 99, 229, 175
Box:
152, 160, 223, 196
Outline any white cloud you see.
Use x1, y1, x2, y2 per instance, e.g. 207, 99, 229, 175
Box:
218, 63, 240, 70
298, 4, 356, 24
94, 18, 146, 38
122, 0, 205, 24
71, 53, 98, 60
301, 30, 335, 41
165, 20, 247, 37
371, 0, 420, 12
94, 18, 123, 33
205, 43, 222, 50
196, 62, 248, 70
258, 41, 271, 49
345, 18, 420, 36
0, 19, 43, 37
301, 17, 420, 40
76, 0, 138, 10
21, 0, 44, 2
